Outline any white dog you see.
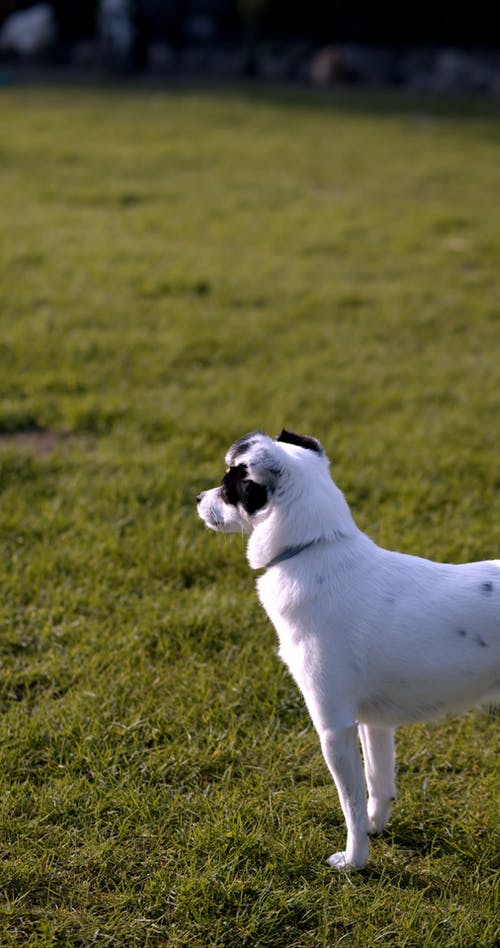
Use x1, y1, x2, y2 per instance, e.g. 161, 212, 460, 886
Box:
197, 429, 499, 869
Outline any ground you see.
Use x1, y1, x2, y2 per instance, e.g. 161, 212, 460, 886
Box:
0, 82, 499, 946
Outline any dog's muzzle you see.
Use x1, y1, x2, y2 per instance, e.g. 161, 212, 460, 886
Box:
196, 489, 225, 530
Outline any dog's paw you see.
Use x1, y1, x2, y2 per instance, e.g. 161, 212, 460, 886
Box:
327, 850, 368, 871
367, 796, 395, 835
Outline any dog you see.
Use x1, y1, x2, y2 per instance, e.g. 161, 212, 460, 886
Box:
196, 429, 499, 869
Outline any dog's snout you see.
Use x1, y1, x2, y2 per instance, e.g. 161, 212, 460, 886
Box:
196, 492, 204, 505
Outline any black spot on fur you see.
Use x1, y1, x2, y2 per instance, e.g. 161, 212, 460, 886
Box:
221, 465, 247, 506
475, 634, 488, 648
276, 428, 323, 454
481, 581, 494, 594
456, 628, 467, 637
221, 465, 267, 514
228, 432, 264, 462
243, 481, 268, 513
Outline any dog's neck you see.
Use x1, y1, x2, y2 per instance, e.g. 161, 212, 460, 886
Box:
247, 476, 357, 570
247, 491, 359, 570
262, 538, 322, 571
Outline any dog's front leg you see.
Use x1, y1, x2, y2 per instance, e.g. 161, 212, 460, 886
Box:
358, 724, 396, 835
320, 725, 370, 869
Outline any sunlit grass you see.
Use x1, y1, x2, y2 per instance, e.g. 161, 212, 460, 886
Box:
0, 83, 499, 946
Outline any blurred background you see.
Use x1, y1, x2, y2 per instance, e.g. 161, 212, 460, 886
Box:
1, 1, 500, 93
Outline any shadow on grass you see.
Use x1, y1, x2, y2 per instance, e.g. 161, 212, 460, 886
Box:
369, 816, 488, 874
360, 863, 430, 889
234, 82, 500, 123
5, 69, 500, 122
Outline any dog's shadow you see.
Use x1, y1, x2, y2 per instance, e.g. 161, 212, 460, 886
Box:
358, 817, 479, 885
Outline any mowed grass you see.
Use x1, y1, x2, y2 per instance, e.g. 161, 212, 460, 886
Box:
0, 83, 499, 946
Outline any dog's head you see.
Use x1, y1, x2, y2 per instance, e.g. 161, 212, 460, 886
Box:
196, 428, 330, 536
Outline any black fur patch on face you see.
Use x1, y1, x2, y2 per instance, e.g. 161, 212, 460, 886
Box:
221, 464, 268, 514
276, 428, 323, 454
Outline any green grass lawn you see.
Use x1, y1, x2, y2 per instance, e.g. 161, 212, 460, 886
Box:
0, 82, 499, 946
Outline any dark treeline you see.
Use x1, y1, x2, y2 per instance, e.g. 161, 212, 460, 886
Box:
2, 1, 499, 48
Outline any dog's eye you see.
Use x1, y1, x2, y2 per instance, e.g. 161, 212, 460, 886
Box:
220, 466, 267, 514
221, 464, 247, 506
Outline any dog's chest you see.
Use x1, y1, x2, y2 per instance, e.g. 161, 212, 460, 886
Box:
256, 569, 305, 633
256, 571, 326, 682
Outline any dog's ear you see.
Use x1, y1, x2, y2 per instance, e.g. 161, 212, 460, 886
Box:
247, 444, 283, 486
276, 428, 324, 455
226, 433, 283, 487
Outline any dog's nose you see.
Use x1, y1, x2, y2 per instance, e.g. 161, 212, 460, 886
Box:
196, 493, 204, 504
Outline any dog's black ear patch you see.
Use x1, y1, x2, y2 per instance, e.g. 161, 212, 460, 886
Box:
277, 428, 323, 454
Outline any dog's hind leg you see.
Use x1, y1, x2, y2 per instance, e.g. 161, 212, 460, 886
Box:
320, 725, 370, 869
358, 724, 396, 835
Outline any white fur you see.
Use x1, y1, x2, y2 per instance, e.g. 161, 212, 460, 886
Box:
197, 432, 500, 869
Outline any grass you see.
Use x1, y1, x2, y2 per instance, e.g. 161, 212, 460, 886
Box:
0, 81, 499, 946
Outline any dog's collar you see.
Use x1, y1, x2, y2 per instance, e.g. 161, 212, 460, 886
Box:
263, 539, 321, 570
